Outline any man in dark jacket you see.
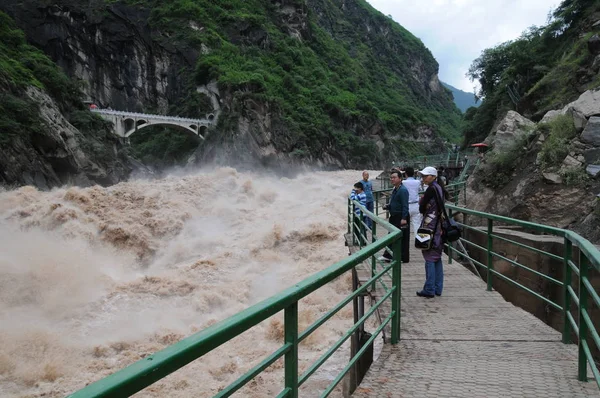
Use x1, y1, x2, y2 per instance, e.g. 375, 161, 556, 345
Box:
380, 170, 410, 263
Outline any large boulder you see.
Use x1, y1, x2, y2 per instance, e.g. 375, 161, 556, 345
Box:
587, 165, 600, 177
543, 172, 562, 184
485, 110, 535, 152
540, 89, 600, 124
584, 148, 600, 164
540, 110, 562, 124
568, 108, 588, 132
564, 89, 600, 118
581, 117, 600, 146
588, 34, 600, 55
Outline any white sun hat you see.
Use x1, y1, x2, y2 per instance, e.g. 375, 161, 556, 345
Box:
418, 166, 438, 177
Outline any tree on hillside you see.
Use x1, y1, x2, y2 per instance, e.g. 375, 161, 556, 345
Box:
462, 0, 600, 147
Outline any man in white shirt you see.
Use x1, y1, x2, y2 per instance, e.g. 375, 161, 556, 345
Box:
402, 167, 423, 234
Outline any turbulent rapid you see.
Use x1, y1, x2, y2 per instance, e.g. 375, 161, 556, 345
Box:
0, 168, 378, 397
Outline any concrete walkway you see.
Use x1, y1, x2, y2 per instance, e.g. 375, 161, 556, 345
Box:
351, 243, 598, 397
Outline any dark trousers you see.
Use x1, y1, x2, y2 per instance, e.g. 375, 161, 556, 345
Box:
365, 201, 374, 228
383, 214, 410, 263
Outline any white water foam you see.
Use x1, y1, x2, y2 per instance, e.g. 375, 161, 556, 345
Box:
0, 168, 381, 397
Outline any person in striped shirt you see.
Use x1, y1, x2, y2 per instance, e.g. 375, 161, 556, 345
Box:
350, 182, 368, 242
350, 181, 367, 217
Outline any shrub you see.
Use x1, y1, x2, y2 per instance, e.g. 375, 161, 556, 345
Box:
480, 132, 532, 189
0, 93, 42, 144
538, 114, 577, 169
559, 166, 589, 186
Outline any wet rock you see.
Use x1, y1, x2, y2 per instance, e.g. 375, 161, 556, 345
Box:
584, 148, 600, 164
592, 54, 600, 73
568, 108, 588, 133
581, 117, 600, 146
587, 165, 600, 177
588, 34, 600, 55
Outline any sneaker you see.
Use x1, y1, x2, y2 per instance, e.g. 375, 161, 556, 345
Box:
416, 291, 435, 298
377, 256, 392, 263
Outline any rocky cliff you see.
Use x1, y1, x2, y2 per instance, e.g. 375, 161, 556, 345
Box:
0, 88, 140, 189
466, 89, 600, 243
0, 11, 146, 189
0, 0, 461, 178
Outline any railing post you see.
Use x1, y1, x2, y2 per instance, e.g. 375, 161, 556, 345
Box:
351, 202, 357, 246
577, 254, 589, 382
391, 235, 403, 344
285, 303, 299, 397
375, 192, 379, 216
359, 213, 366, 248
347, 198, 352, 236
448, 208, 453, 265
371, 221, 377, 292
562, 238, 572, 344
487, 219, 493, 291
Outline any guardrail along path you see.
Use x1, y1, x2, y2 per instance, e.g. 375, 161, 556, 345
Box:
352, 243, 597, 397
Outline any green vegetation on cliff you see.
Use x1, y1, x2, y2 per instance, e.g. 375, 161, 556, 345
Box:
1, 0, 461, 171
0, 11, 105, 143
115, 0, 462, 165
0, 11, 133, 187
463, 0, 600, 146
0, 11, 73, 143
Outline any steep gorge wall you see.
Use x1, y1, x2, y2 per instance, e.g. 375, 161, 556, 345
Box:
0, 1, 195, 113
1, 0, 459, 176
465, 90, 600, 244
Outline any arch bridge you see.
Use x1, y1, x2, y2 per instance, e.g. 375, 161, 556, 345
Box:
91, 109, 214, 140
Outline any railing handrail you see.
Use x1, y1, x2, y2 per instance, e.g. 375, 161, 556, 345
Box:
445, 203, 600, 390
69, 202, 402, 397
447, 204, 600, 272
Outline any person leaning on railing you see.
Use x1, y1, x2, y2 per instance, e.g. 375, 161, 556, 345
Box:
361, 171, 374, 228
349, 182, 367, 242
379, 170, 410, 263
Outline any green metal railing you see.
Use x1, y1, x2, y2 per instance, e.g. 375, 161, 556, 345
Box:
456, 156, 479, 182
372, 181, 599, 390
372, 181, 466, 212
445, 204, 600, 389
70, 203, 403, 398
396, 151, 475, 169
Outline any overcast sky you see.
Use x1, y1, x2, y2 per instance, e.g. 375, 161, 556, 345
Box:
367, 0, 557, 93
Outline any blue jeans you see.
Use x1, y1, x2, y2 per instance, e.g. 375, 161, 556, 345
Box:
423, 259, 444, 296
365, 201, 374, 228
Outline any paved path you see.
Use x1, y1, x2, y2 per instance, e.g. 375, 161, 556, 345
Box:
349, 238, 598, 397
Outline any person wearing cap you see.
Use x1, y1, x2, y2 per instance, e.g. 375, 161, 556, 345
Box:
416, 166, 449, 298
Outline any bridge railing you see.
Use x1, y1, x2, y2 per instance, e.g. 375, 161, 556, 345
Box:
69, 204, 403, 397
91, 108, 210, 124
446, 204, 600, 390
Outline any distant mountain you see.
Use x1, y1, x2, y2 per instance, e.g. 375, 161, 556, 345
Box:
442, 82, 480, 112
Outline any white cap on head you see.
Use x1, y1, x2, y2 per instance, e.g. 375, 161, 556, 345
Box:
418, 166, 438, 177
